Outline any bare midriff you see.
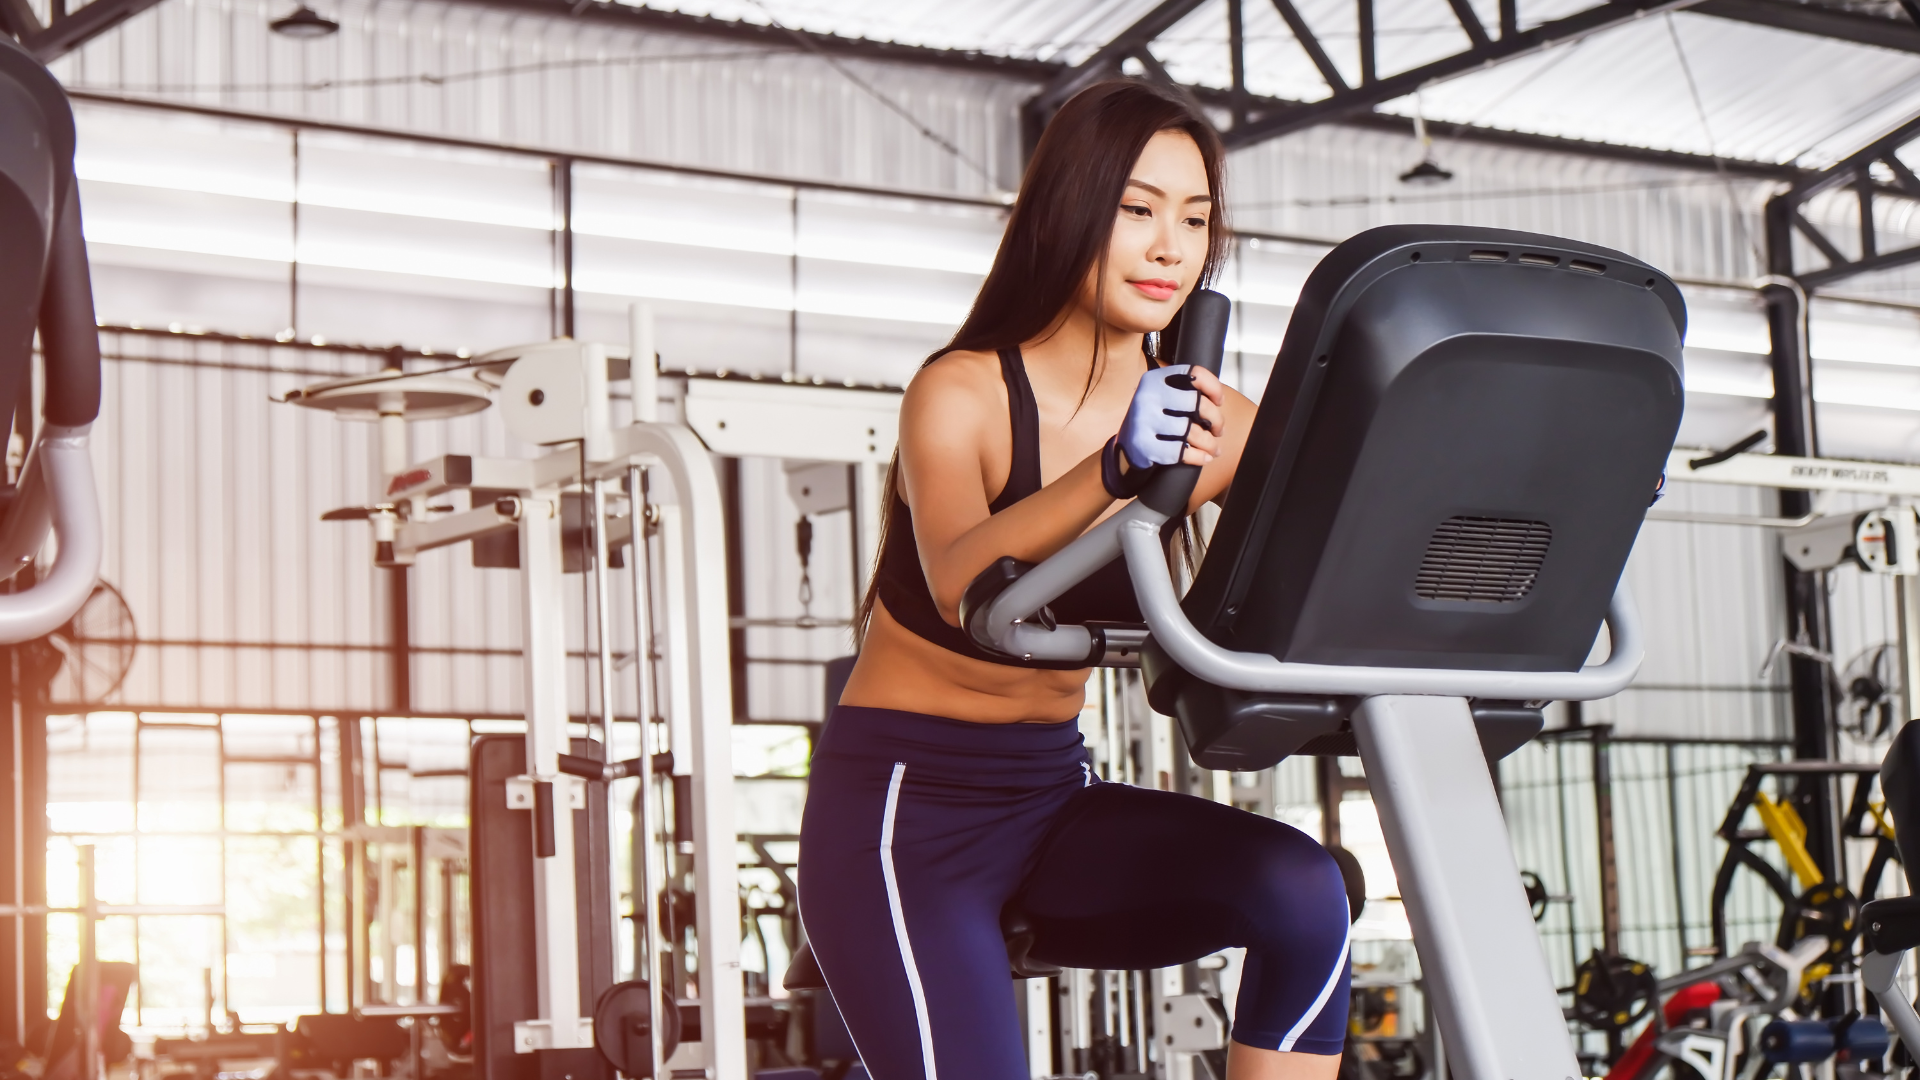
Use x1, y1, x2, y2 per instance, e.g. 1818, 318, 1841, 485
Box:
837, 598, 1091, 724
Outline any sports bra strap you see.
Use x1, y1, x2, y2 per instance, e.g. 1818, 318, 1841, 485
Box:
993, 348, 1042, 513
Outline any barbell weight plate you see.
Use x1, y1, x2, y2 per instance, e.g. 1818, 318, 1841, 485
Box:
592, 979, 682, 1078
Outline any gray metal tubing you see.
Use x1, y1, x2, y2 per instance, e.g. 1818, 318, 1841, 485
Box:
1355, 695, 1580, 1080
975, 501, 1152, 662
1863, 950, 1920, 1051
0, 442, 52, 580
1117, 515, 1644, 701
0, 425, 99, 642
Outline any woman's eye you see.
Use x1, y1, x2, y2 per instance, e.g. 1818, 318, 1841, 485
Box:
1121, 204, 1151, 217
1184, 215, 1209, 228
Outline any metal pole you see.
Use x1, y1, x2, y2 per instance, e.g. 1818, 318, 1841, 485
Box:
1897, 575, 1920, 727
10, 690, 22, 1042
1354, 695, 1580, 1080
625, 465, 665, 1080
520, 493, 586, 1050
78, 845, 100, 1080
1593, 730, 1621, 958
1316, 756, 1344, 850
411, 826, 426, 1004
1666, 743, 1692, 970
592, 477, 616, 750
1762, 206, 1842, 886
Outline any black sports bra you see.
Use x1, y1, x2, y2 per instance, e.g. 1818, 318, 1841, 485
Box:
875, 347, 1158, 669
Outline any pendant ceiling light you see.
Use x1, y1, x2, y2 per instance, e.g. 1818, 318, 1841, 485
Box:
270, 5, 339, 38
1399, 93, 1454, 186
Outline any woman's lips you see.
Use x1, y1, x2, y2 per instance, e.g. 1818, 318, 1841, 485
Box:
1129, 278, 1179, 300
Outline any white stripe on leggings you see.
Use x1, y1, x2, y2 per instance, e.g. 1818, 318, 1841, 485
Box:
880, 762, 938, 1080
1277, 921, 1351, 1052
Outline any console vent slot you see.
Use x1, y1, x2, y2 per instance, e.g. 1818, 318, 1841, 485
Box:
1415, 517, 1552, 603
1569, 259, 1606, 274
1518, 252, 1558, 266
1469, 249, 1509, 261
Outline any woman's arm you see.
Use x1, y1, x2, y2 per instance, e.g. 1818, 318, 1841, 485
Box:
901, 355, 1231, 625
1191, 382, 1258, 509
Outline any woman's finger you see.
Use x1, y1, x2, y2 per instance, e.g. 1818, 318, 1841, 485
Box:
1185, 423, 1221, 457
1191, 394, 1226, 437
1188, 366, 1226, 406
1181, 443, 1217, 467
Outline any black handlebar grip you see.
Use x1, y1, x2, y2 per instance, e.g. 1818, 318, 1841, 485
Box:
1139, 289, 1231, 518
39, 182, 101, 428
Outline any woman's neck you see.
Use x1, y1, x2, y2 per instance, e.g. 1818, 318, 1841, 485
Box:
1021, 300, 1146, 391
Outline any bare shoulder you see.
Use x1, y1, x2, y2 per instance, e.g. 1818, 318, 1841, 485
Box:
901, 349, 1003, 435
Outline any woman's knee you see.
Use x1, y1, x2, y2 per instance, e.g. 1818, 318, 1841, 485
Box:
1235, 824, 1353, 939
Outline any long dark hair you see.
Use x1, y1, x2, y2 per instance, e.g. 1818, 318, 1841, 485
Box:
853, 79, 1230, 642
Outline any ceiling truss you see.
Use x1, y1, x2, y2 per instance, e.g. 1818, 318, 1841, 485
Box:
1772, 110, 1920, 288
438, 0, 1800, 179
0, 0, 164, 60
15, 0, 1914, 175
1028, 0, 1920, 154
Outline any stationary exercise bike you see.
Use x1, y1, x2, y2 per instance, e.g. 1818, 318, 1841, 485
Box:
0, 35, 105, 641
960, 224, 1684, 1080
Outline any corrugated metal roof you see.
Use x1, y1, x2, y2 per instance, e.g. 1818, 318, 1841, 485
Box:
638, 0, 1920, 167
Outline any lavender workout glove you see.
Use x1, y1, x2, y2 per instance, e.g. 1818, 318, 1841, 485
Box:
1117, 363, 1201, 470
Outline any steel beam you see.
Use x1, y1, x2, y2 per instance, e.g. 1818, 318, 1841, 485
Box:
0, 0, 39, 41
1800, 245, 1920, 289
1442, 0, 1492, 48
1357, 0, 1376, 83
1776, 109, 1920, 289
1221, 0, 1701, 148
1787, 110, 1920, 203
17, 0, 166, 60
1693, 0, 1920, 54
1268, 0, 1348, 92
1228, 0, 1248, 128
1193, 88, 1802, 178
433, 0, 1057, 79
1030, 0, 1211, 113
67, 40, 1806, 184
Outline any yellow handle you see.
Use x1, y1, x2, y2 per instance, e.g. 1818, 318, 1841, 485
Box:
1755, 791, 1824, 890
1871, 799, 1898, 841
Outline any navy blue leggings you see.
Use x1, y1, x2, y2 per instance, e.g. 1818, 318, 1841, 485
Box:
798, 706, 1351, 1080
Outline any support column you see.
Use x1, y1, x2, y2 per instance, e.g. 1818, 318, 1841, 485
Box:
1592, 731, 1621, 958
849, 461, 885, 600
518, 495, 587, 1050
1897, 575, 1920, 726
0, 658, 41, 1046
1764, 196, 1841, 885
376, 363, 412, 715
1354, 695, 1578, 1080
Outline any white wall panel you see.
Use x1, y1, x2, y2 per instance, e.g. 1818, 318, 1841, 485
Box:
88, 333, 389, 711
54, 0, 1030, 199
1584, 480, 1789, 742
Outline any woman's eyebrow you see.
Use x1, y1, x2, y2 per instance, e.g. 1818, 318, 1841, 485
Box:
1124, 178, 1211, 204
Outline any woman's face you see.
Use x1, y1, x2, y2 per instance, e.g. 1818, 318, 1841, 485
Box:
1082, 128, 1213, 335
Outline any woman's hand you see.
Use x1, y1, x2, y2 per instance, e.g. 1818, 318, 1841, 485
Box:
1116, 363, 1226, 471
1183, 366, 1226, 465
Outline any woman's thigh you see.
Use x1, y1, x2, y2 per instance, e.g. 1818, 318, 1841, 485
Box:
798, 752, 1044, 1080
1015, 783, 1352, 1054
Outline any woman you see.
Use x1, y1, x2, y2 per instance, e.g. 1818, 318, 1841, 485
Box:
798, 80, 1351, 1080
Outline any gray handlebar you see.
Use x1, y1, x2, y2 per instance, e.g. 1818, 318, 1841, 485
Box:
1119, 516, 1642, 700
976, 498, 1643, 700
